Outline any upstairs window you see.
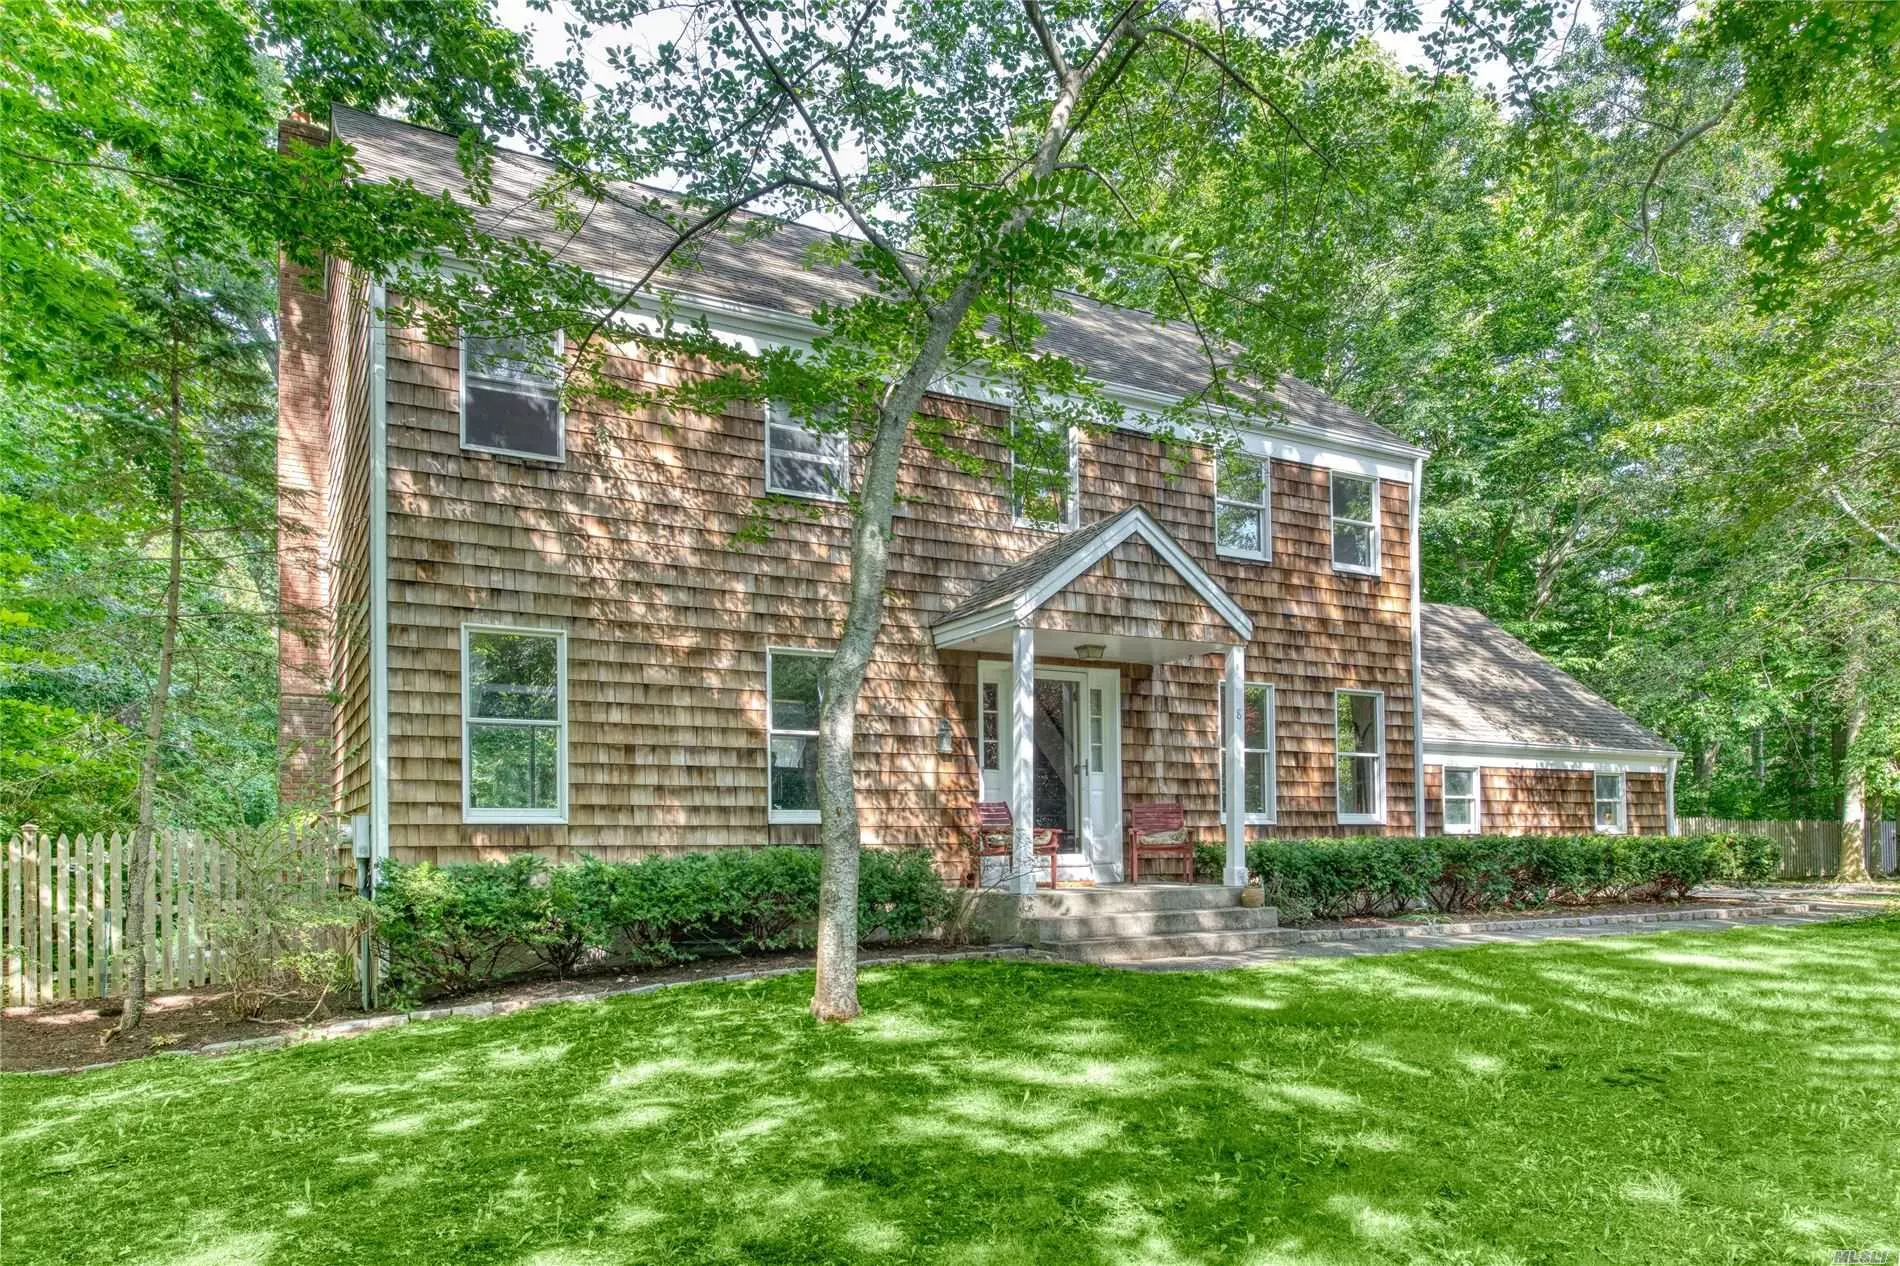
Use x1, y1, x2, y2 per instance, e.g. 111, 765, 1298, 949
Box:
1594, 771, 1627, 834
1330, 472, 1379, 575
768, 650, 829, 824
1011, 418, 1077, 530
1219, 681, 1276, 822
1442, 767, 1480, 834
765, 402, 849, 500
462, 331, 564, 461
462, 625, 565, 823
1215, 453, 1271, 560
1335, 689, 1385, 823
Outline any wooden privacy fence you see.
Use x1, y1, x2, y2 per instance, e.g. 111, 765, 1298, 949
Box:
1679, 816, 1888, 878
2, 824, 343, 1006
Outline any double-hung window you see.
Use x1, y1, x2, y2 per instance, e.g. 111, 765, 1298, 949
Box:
1011, 417, 1077, 530
462, 625, 566, 823
1442, 767, 1481, 834
462, 331, 564, 460
1594, 771, 1627, 833
1330, 472, 1379, 574
768, 650, 829, 824
765, 402, 848, 500
1218, 681, 1276, 822
1335, 689, 1385, 823
1215, 453, 1271, 560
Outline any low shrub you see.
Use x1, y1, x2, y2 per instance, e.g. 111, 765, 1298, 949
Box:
373, 846, 950, 1004
375, 855, 547, 1003
1246, 831, 1760, 923
1703, 832, 1781, 884
207, 826, 370, 1019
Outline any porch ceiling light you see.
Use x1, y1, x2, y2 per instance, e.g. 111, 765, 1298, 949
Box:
1075, 643, 1107, 661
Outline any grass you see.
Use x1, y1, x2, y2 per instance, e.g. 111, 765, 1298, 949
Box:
7, 918, 1900, 1266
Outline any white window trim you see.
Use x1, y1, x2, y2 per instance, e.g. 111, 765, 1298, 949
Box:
1329, 471, 1380, 576
459, 329, 567, 462
1441, 765, 1482, 835
1215, 452, 1272, 562
1334, 688, 1387, 825
1594, 769, 1628, 834
1219, 680, 1277, 825
764, 400, 849, 502
461, 623, 568, 825
766, 647, 829, 825
1010, 420, 1080, 531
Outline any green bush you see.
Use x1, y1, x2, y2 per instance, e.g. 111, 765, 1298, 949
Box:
373, 847, 950, 1004
1247, 831, 1753, 923
1703, 832, 1781, 884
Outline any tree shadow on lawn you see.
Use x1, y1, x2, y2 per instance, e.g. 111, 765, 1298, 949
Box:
7, 917, 1900, 1266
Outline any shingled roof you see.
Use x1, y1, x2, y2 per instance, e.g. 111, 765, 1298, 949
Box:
1422, 604, 1676, 755
328, 105, 1418, 455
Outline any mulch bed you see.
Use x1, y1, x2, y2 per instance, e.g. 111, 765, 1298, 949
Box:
1, 944, 962, 1074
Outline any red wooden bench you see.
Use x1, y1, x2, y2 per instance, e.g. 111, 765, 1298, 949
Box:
969, 800, 1061, 887
1126, 802, 1192, 882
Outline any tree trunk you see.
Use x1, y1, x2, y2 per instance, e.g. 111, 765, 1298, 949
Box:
116, 317, 186, 1036
1839, 695, 1871, 884
807, 46, 1121, 1021
810, 278, 991, 1022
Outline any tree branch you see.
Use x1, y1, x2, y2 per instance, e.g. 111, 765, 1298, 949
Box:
1639, 91, 1738, 264
1023, 0, 1071, 80
566, 177, 797, 368
729, 0, 924, 297
1833, 487, 1900, 559
1139, 24, 1335, 172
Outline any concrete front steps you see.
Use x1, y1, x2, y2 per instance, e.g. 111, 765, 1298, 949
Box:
985, 884, 1285, 964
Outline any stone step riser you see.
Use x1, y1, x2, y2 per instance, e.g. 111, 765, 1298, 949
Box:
1023, 885, 1243, 918
1025, 907, 1279, 942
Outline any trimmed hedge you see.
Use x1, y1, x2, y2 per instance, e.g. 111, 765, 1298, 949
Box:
373, 847, 949, 1004
1247, 832, 1779, 921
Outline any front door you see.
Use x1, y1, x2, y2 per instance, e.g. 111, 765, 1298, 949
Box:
979, 662, 1122, 882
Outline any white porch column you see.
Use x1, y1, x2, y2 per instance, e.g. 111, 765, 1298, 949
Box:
1223, 644, 1249, 888
1009, 624, 1037, 894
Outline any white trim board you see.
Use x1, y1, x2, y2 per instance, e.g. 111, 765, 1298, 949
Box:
1422, 742, 1674, 774
369, 280, 391, 866
582, 282, 1428, 481
931, 506, 1255, 649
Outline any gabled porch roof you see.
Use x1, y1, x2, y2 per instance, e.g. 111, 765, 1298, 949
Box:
931, 506, 1253, 663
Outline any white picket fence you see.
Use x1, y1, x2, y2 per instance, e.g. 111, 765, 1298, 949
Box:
2, 825, 343, 1006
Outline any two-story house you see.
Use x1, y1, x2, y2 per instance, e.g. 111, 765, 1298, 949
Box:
277, 107, 1678, 882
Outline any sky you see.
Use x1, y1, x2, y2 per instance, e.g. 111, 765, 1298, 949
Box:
491, 0, 1557, 113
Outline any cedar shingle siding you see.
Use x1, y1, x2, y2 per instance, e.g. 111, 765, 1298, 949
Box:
364, 332, 1417, 863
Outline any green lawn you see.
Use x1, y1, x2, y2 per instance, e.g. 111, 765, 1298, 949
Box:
7, 919, 1900, 1266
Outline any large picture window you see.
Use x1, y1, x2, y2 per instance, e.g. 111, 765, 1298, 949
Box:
1330, 472, 1379, 575
1011, 418, 1077, 530
1595, 771, 1627, 833
462, 625, 565, 823
1335, 689, 1385, 823
768, 650, 829, 823
461, 331, 564, 460
1442, 767, 1480, 834
1219, 681, 1276, 822
1215, 453, 1271, 560
765, 401, 848, 500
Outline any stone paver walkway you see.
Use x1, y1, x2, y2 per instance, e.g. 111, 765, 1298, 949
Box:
1122, 903, 1869, 972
